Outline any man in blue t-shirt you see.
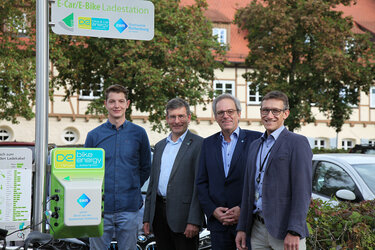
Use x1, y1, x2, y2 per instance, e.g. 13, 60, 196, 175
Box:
85, 84, 151, 250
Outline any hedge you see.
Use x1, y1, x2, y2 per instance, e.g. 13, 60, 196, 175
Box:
311, 148, 350, 154
307, 199, 375, 249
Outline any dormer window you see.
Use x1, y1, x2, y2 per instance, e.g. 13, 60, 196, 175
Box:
213, 27, 227, 44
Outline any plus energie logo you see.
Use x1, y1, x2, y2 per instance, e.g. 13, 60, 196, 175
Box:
54, 150, 76, 168
78, 17, 91, 29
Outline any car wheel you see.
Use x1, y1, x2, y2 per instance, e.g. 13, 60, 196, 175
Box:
137, 236, 157, 250
144, 240, 157, 250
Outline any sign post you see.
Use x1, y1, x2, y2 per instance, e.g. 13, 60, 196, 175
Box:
34, 0, 49, 233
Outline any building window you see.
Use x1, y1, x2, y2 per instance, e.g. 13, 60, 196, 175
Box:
369, 140, 375, 146
0, 128, 12, 141
62, 128, 79, 144
314, 138, 327, 149
370, 87, 375, 108
8, 13, 28, 37
339, 86, 357, 107
247, 83, 262, 105
212, 28, 227, 44
342, 139, 354, 150
16, 13, 28, 35
0, 77, 23, 96
213, 80, 234, 96
79, 81, 103, 100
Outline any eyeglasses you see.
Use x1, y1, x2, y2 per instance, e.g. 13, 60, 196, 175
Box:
260, 108, 286, 116
216, 109, 237, 117
167, 114, 187, 121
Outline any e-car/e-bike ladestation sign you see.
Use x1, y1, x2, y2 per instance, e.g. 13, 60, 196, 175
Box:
49, 148, 104, 238
51, 0, 154, 40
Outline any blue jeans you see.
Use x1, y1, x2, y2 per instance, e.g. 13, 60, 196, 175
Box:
90, 210, 139, 250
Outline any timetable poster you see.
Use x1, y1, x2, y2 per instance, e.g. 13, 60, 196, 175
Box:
0, 148, 32, 241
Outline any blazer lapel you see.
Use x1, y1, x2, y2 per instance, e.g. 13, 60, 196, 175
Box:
249, 138, 263, 177
214, 133, 226, 178
227, 129, 246, 177
168, 131, 193, 181
265, 128, 288, 171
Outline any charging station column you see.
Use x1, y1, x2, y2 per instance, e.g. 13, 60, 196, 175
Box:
49, 148, 105, 238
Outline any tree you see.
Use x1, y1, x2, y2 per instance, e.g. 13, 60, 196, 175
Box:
235, 0, 375, 132
0, 0, 36, 123
50, 0, 226, 132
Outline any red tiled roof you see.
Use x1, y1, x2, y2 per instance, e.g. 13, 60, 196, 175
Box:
181, 0, 375, 63
353, 22, 367, 34
356, 21, 375, 34
335, 0, 375, 34
181, 0, 253, 63
205, 9, 231, 23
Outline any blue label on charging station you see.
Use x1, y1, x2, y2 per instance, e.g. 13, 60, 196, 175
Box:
75, 150, 103, 169
53, 148, 104, 169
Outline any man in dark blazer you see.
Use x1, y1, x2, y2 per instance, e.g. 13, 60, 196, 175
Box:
236, 91, 312, 250
196, 93, 262, 250
143, 98, 204, 250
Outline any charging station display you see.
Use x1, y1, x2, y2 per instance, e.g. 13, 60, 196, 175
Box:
49, 148, 104, 238
0, 148, 32, 241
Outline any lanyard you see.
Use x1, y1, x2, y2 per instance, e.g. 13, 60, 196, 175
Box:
256, 141, 273, 184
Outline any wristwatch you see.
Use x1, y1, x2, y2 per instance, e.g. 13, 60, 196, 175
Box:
287, 230, 301, 237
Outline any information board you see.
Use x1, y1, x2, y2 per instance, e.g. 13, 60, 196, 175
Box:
0, 148, 32, 241
51, 0, 154, 40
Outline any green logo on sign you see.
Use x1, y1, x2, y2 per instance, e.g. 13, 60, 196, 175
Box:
63, 13, 74, 28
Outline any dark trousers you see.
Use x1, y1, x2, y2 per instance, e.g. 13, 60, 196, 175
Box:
152, 195, 199, 250
210, 225, 250, 250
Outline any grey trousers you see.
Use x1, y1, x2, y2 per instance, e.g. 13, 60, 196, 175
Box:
251, 219, 306, 250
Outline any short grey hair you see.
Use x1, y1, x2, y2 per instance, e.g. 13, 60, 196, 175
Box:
212, 93, 241, 115
261, 91, 290, 110
166, 98, 191, 116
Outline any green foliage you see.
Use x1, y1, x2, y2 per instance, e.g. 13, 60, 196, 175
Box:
307, 199, 375, 249
50, 0, 226, 132
235, 0, 375, 132
0, 0, 36, 123
312, 148, 349, 154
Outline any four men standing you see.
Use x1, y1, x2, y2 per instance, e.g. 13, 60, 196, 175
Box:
86, 86, 312, 250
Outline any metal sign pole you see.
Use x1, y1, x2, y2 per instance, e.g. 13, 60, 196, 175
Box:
34, 0, 49, 232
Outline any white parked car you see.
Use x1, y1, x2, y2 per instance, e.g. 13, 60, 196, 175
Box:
312, 154, 375, 202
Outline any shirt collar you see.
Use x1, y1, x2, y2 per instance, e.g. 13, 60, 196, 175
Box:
105, 119, 127, 130
166, 129, 188, 144
261, 125, 285, 141
220, 126, 240, 141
